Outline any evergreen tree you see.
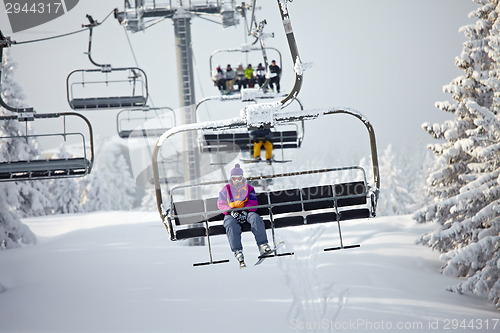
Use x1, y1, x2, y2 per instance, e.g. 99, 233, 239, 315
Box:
414, 0, 500, 308
141, 188, 156, 211
81, 169, 111, 211
81, 139, 135, 211
50, 145, 82, 214
18, 180, 53, 217
378, 144, 415, 216
0, 49, 36, 248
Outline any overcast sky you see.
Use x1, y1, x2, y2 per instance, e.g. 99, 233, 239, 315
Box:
0, 0, 478, 159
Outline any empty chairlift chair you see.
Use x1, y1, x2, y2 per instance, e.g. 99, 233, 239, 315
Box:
66, 17, 148, 110
0, 112, 94, 182
66, 67, 148, 110
116, 106, 176, 139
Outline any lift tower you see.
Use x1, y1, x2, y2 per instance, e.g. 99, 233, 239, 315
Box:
116, 1, 242, 185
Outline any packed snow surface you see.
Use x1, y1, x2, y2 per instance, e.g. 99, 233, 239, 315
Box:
0, 211, 498, 333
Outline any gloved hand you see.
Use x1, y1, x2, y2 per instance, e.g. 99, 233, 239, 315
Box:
237, 210, 248, 222
230, 211, 241, 220
231, 210, 248, 222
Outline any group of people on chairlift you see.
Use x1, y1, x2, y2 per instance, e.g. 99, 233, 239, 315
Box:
213, 60, 281, 94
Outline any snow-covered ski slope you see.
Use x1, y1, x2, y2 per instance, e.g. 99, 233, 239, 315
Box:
0, 211, 498, 333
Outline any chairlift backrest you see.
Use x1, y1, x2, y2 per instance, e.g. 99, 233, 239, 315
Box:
164, 167, 375, 244
116, 106, 176, 138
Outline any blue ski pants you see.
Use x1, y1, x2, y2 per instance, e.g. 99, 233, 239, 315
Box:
223, 212, 268, 252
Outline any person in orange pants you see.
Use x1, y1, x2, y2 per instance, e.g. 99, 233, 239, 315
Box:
250, 127, 273, 164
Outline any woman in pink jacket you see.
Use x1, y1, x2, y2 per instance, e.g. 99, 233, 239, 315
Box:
217, 164, 271, 266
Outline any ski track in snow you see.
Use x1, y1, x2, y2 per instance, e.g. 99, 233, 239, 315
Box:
278, 225, 348, 331
0, 211, 498, 333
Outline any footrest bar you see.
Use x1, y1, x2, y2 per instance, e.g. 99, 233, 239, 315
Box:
324, 244, 360, 252
193, 259, 230, 267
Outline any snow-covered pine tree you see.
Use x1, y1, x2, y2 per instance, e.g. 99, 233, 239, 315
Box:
378, 144, 415, 216
81, 139, 135, 211
0, 49, 37, 248
0, 182, 36, 249
414, 0, 500, 308
141, 188, 156, 211
50, 145, 82, 214
109, 148, 136, 210
17, 179, 54, 217
81, 169, 111, 211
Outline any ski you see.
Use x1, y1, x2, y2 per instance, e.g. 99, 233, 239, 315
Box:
254, 242, 294, 266
254, 251, 294, 266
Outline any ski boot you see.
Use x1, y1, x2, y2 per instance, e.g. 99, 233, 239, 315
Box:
259, 243, 273, 256
234, 250, 246, 268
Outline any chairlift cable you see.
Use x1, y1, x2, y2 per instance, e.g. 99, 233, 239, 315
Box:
122, 27, 156, 108
122, 27, 140, 71
191, 14, 222, 26
12, 27, 89, 45
10, 9, 115, 46
143, 16, 170, 30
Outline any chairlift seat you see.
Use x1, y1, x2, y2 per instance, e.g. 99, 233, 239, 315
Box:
167, 180, 373, 241
119, 128, 168, 139
0, 157, 92, 181
69, 96, 147, 110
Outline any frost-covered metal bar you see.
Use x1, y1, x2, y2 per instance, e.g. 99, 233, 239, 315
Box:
274, 106, 380, 192
276, 0, 303, 107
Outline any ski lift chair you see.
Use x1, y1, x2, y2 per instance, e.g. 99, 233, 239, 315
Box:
200, 122, 303, 159
209, 46, 282, 94
195, 97, 305, 162
159, 166, 376, 267
0, 112, 94, 181
117, 106, 176, 138
66, 67, 148, 110
151, 107, 380, 266
66, 17, 149, 110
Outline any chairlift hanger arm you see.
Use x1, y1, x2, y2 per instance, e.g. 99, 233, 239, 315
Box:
276, 0, 303, 108
84, 19, 111, 69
